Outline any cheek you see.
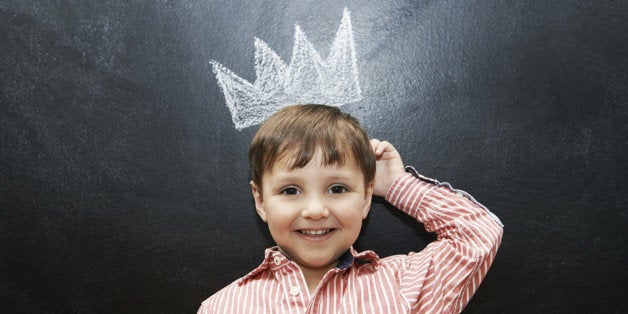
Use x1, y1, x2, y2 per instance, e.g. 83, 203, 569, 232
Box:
265, 204, 296, 231
336, 199, 369, 222
266, 217, 291, 242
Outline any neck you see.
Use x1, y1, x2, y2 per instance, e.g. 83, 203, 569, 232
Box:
295, 261, 338, 294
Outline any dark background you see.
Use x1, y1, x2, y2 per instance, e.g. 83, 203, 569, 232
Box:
2, 0, 626, 313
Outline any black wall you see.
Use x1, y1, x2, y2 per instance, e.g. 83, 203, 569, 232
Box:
1, 1, 626, 313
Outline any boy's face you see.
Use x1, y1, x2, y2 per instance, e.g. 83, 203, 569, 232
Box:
251, 151, 373, 273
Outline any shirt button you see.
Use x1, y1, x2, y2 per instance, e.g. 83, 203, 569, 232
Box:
456, 191, 464, 198
289, 286, 300, 296
273, 257, 281, 265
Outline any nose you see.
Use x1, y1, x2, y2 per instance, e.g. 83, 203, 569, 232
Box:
300, 195, 329, 220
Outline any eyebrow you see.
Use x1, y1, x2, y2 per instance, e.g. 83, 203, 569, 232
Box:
269, 171, 358, 185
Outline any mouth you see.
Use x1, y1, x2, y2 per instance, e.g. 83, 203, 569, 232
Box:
297, 229, 336, 236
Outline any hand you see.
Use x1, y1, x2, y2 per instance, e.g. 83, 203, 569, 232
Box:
370, 139, 406, 197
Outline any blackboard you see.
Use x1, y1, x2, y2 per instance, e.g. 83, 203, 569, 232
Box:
1, 0, 626, 313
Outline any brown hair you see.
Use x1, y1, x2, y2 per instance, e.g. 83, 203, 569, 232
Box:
249, 104, 375, 189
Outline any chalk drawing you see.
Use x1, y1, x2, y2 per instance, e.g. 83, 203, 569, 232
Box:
211, 8, 362, 130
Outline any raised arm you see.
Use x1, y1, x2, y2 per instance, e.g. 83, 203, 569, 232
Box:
372, 139, 503, 313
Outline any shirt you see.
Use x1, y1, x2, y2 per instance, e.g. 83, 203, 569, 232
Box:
198, 169, 503, 313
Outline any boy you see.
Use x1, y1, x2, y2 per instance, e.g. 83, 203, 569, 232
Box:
198, 104, 503, 313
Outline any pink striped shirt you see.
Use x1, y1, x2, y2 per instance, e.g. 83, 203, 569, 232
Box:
198, 172, 503, 313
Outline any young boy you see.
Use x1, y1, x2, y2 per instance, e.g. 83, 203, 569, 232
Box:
198, 104, 503, 313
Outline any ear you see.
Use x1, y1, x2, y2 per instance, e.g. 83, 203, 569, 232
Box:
251, 181, 267, 222
362, 181, 374, 219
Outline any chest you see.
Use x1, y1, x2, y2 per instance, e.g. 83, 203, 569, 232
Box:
251, 268, 411, 313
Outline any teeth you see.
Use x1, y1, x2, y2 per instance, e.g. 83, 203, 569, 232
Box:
300, 229, 331, 235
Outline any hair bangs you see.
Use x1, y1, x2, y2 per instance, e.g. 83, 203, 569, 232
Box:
249, 104, 375, 190
276, 130, 351, 171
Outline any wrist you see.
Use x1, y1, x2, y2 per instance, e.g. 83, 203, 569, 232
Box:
383, 169, 410, 198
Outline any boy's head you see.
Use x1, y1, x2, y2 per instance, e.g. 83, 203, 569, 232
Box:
249, 104, 376, 274
249, 104, 375, 190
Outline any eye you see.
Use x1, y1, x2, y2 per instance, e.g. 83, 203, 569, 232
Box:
280, 187, 300, 195
328, 185, 348, 194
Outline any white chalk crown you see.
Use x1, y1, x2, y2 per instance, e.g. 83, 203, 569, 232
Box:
211, 8, 362, 130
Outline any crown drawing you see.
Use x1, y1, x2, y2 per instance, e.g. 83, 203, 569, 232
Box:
210, 8, 362, 130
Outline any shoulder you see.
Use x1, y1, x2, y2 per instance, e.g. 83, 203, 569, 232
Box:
198, 247, 286, 312
197, 279, 247, 313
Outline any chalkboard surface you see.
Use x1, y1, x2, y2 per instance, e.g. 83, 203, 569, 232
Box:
1, 0, 626, 313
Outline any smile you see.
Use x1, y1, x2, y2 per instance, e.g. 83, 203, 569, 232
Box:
298, 229, 335, 236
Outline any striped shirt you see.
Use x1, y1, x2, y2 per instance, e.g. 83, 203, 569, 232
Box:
198, 170, 503, 313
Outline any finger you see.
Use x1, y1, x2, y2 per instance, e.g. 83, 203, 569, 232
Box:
375, 142, 387, 155
370, 139, 382, 154
376, 140, 391, 155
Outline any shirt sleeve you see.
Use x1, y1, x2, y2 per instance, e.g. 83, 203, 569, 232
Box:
385, 169, 504, 313
197, 299, 210, 314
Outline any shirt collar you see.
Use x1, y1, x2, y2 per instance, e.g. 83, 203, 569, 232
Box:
237, 246, 380, 285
